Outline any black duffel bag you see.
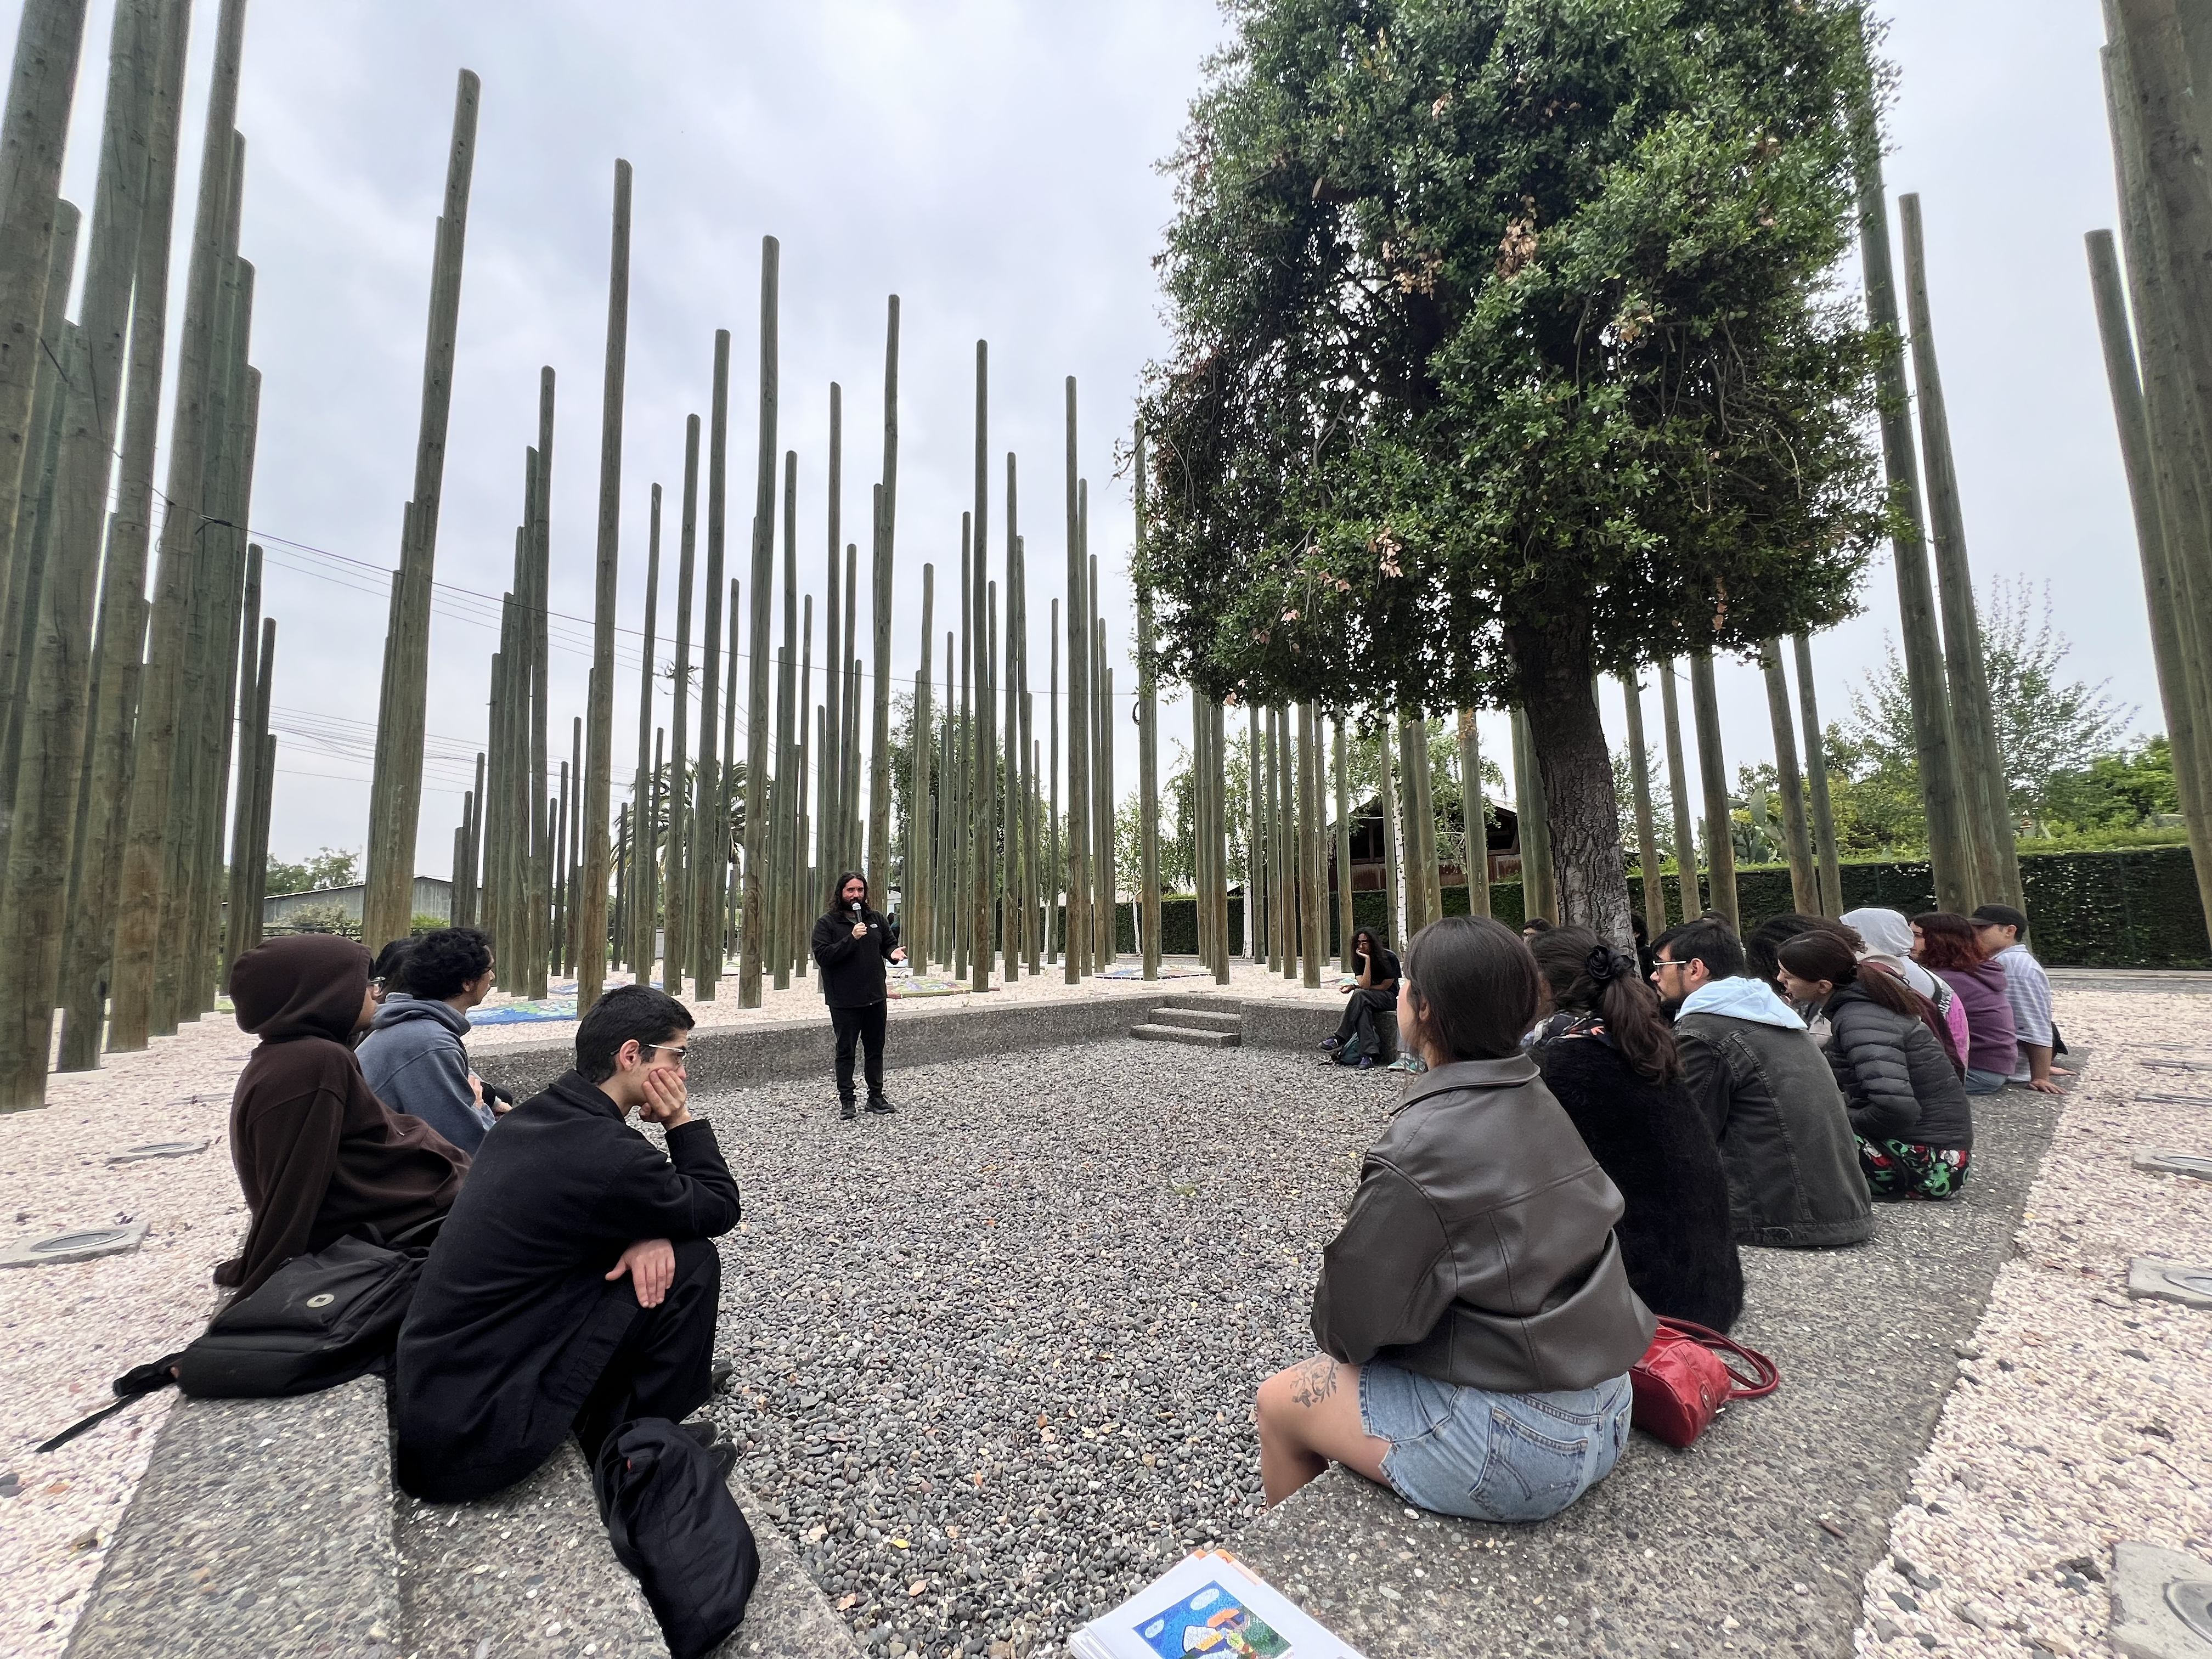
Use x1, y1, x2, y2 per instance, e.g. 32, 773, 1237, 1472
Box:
594, 1418, 760, 1659
176, 1234, 425, 1398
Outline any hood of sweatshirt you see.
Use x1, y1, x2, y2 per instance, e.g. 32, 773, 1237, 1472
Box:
1678, 974, 1808, 1030
230, 933, 371, 1044
369, 992, 472, 1037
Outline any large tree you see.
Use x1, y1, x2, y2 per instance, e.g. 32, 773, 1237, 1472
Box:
1137, 0, 1887, 941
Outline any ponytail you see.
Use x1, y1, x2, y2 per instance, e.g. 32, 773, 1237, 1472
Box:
1778, 930, 1943, 1037
1528, 926, 1681, 1086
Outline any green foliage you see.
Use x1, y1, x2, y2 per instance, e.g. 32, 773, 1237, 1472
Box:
264, 846, 359, 898
410, 913, 448, 937
283, 902, 361, 940
1136, 0, 1885, 716
2041, 736, 2179, 833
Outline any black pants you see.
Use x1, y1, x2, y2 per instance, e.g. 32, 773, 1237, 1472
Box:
831, 1000, 888, 1104
573, 1237, 722, 1461
1333, 988, 1396, 1054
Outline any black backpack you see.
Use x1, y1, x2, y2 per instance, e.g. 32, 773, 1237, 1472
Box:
177, 1234, 425, 1398
593, 1418, 760, 1659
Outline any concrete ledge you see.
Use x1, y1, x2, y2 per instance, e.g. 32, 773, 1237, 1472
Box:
66, 1380, 398, 1659
1229, 1080, 2071, 1658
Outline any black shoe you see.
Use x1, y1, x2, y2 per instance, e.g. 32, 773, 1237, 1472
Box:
865, 1097, 896, 1114
708, 1361, 734, 1395
682, 1418, 725, 1451
840, 1100, 857, 1120
708, 1440, 738, 1482
1356, 1054, 1376, 1070
1319, 1037, 1342, 1052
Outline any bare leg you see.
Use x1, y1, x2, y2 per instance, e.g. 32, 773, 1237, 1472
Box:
1254, 1355, 1393, 1506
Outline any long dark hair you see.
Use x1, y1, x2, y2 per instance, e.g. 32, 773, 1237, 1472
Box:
825, 870, 869, 917
1778, 931, 1926, 1023
1746, 912, 1863, 991
1402, 916, 1539, 1062
1350, 928, 1385, 968
1911, 911, 1986, 972
1529, 926, 1682, 1085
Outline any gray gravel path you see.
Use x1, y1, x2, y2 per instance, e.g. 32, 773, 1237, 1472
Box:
692, 1039, 1383, 1659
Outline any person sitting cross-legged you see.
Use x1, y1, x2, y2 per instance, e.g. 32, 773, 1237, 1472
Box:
394, 984, 740, 1503
1321, 927, 1400, 1068
1255, 916, 1654, 1520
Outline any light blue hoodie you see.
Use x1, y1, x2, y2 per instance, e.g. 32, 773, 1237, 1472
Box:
356, 994, 494, 1154
1678, 975, 1807, 1030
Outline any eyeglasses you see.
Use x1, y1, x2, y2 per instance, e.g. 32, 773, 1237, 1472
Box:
1651, 959, 1688, 974
642, 1042, 690, 1066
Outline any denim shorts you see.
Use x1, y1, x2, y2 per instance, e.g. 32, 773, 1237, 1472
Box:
1962, 1067, 2008, 1096
1358, 1364, 1633, 1522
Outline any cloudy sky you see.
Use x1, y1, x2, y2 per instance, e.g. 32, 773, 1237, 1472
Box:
32, 0, 2145, 877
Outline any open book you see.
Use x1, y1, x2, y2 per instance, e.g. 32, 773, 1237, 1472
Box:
1067, 1550, 1364, 1659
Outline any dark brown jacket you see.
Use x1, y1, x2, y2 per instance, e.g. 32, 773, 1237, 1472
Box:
216, 934, 469, 1298
1311, 1054, 1656, 1393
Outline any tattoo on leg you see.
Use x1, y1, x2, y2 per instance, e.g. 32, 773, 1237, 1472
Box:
1290, 1355, 1340, 1408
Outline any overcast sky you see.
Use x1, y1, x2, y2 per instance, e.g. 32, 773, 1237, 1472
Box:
28, 0, 2146, 876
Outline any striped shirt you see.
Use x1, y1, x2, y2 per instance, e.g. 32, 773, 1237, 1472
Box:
1994, 944, 2053, 1077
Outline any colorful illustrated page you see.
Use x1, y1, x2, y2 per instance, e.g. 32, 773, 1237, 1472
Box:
1134, 1579, 1294, 1658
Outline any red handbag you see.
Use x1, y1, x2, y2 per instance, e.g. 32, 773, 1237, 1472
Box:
1629, 1317, 1780, 1448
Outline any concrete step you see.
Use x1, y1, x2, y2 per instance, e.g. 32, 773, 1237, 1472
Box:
1146, 1007, 1244, 1033
1131, 1022, 1242, 1048
1154, 993, 1245, 1015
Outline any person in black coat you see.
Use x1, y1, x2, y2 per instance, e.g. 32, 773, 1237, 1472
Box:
1778, 932, 1974, 1200
1527, 927, 1745, 1333
810, 870, 906, 1121
394, 985, 741, 1503
1321, 927, 1400, 1068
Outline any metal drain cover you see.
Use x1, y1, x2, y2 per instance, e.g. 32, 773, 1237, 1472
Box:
0, 1220, 149, 1268
106, 1140, 208, 1165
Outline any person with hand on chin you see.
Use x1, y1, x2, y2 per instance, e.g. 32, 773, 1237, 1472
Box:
394, 984, 741, 1503
811, 870, 907, 1121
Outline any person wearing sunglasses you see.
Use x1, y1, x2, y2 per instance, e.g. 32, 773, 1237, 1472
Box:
396, 983, 741, 1503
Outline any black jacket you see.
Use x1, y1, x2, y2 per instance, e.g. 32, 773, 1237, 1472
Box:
1311, 1054, 1655, 1393
811, 905, 898, 1008
1532, 1017, 1745, 1333
1674, 1005, 1875, 1249
393, 1070, 741, 1501
1822, 985, 1974, 1150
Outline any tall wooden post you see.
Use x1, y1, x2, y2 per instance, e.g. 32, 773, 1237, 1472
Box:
1209, 703, 1229, 977
222, 548, 263, 972
108, 0, 248, 1050
771, 450, 798, 991
1332, 719, 1355, 963
1899, 194, 2018, 908
1061, 379, 1090, 982
1047, 603, 1059, 964
1854, 101, 1973, 915
1688, 651, 1739, 930
0, 0, 91, 607
1008, 509, 1032, 978
911, 563, 935, 966
1277, 708, 1297, 974
1508, 710, 1551, 923
1457, 708, 1488, 919
1760, 640, 1819, 913
740, 242, 778, 1008
629, 482, 661, 977
362, 69, 479, 950
868, 298, 899, 905
663, 414, 699, 992
1792, 635, 1846, 917
821, 385, 843, 894
693, 332, 729, 998
720, 576, 738, 963
1297, 703, 1323, 986
1620, 674, 1668, 939
574, 159, 630, 1015
1376, 719, 1400, 947
969, 344, 992, 988
1658, 659, 1701, 921
525, 368, 552, 996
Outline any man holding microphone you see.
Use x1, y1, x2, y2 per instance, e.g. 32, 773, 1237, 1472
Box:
811, 871, 906, 1121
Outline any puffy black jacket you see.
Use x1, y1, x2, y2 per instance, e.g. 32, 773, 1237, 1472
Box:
1821, 985, 1974, 1150
810, 906, 899, 1009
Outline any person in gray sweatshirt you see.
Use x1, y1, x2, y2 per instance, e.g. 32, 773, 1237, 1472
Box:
357, 927, 500, 1154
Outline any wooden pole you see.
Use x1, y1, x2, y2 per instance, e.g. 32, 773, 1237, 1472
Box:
108, 0, 247, 1049
969, 343, 991, 989
1062, 379, 1090, 982
1278, 707, 1297, 974
526, 367, 552, 996
912, 563, 935, 966
1688, 651, 1739, 929
772, 449, 797, 991
1333, 719, 1355, 963
574, 158, 630, 1015
362, 68, 479, 949
1793, 636, 1846, 916
868, 298, 899, 904
1508, 710, 1551, 923
795, 596, 811, 979
740, 242, 777, 1008
1047, 602, 1059, 964
1375, 719, 1400, 948
1658, 659, 1700, 922
1209, 702, 1229, 978
821, 384, 843, 895
1854, 100, 1973, 915
221, 548, 263, 973
1620, 674, 1668, 939
1457, 708, 1488, 919
720, 575, 738, 964
694, 332, 729, 998
629, 481, 661, 977
663, 413, 699, 992
1297, 703, 1323, 986
0, 0, 91, 609
1004, 461, 1024, 982
1759, 639, 1819, 913
1899, 194, 2019, 909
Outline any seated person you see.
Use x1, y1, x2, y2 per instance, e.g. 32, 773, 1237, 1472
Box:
1912, 911, 2017, 1095
1651, 919, 1874, 1249
1527, 926, 1744, 1331
1321, 927, 1399, 1067
356, 926, 500, 1153
1256, 916, 1654, 1520
395, 985, 740, 1503
218, 934, 470, 1298
1779, 933, 1973, 1200
1971, 902, 2065, 1093
1843, 907, 1966, 1070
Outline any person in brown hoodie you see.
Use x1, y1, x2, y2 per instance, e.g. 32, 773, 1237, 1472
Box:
216, 933, 470, 1298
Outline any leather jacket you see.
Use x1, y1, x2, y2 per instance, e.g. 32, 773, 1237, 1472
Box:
1311, 1054, 1656, 1393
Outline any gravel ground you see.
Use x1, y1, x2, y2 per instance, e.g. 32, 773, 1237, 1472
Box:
692, 1040, 1389, 1659
1851, 992, 2212, 1659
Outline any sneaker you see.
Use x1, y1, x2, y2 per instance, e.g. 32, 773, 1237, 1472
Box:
1319, 1037, 1342, 1052
1355, 1054, 1376, 1070
709, 1361, 734, 1395
839, 1101, 857, 1121
708, 1440, 738, 1481
865, 1097, 897, 1115
681, 1418, 726, 1451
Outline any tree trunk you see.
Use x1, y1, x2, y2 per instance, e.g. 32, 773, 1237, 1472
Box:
1620, 673, 1668, 941
1508, 620, 1633, 949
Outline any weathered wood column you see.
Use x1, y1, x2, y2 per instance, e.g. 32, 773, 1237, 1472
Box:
1457, 708, 1488, 919
363, 68, 479, 949
1620, 674, 1668, 940
629, 483, 662, 976
740, 241, 777, 1007
1333, 718, 1354, 964
663, 414, 699, 992
574, 159, 630, 1015
868, 298, 899, 905
693, 332, 729, 998
1792, 636, 1845, 917
1688, 651, 1738, 930
1658, 659, 1700, 921
1758, 640, 1819, 914
1060, 379, 1090, 982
